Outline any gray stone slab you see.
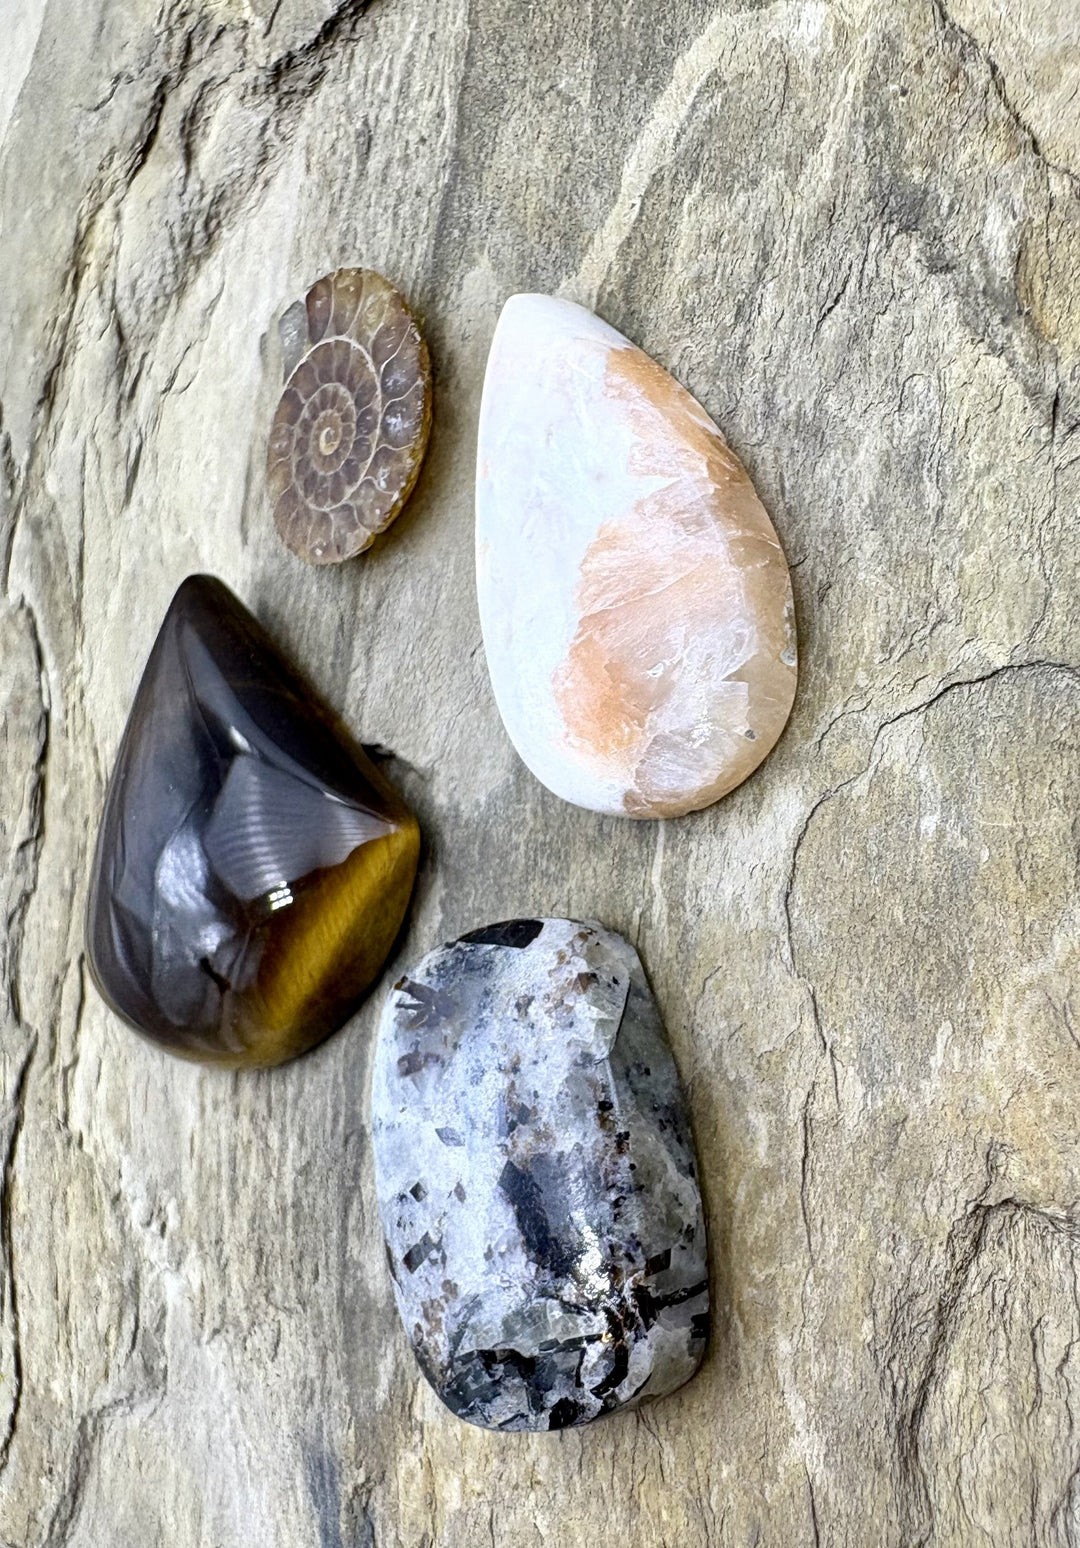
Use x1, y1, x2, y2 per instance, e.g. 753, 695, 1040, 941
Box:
2, 0, 1080, 1541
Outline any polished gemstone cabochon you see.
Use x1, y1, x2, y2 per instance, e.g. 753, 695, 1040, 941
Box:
477, 293, 797, 819
372, 918, 709, 1431
267, 268, 432, 565
86, 575, 420, 1068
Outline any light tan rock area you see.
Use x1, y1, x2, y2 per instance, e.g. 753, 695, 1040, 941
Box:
1, 0, 1079, 1543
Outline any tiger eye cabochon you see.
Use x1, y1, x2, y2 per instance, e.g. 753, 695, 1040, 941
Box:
267, 270, 432, 564
85, 575, 420, 1069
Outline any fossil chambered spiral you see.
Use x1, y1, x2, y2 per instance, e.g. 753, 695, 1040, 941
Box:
267, 269, 432, 564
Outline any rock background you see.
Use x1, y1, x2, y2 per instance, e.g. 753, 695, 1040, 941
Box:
1, 0, 1078, 1542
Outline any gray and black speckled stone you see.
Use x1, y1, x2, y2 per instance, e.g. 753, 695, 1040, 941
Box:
371, 918, 709, 1432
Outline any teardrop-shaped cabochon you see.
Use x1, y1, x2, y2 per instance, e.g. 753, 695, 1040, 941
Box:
476, 294, 796, 819
86, 575, 420, 1067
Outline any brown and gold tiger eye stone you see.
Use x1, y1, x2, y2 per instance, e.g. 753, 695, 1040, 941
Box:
267, 268, 432, 564
85, 575, 420, 1068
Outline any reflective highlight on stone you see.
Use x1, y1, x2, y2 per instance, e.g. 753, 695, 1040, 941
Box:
476, 293, 797, 818
372, 919, 708, 1431
267, 268, 432, 564
86, 575, 420, 1068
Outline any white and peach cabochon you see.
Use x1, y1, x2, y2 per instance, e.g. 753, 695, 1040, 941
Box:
475, 294, 797, 820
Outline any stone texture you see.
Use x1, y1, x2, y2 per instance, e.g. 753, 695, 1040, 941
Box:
372, 918, 708, 1431
267, 268, 432, 564
86, 573, 420, 1067
1, 0, 1080, 1544
477, 294, 796, 818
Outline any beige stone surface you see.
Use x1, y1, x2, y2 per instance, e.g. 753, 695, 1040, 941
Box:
0, 0, 1078, 1543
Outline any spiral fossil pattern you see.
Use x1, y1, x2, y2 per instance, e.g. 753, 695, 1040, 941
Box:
266, 269, 432, 563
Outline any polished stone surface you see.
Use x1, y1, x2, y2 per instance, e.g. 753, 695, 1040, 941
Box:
477, 293, 797, 818
267, 268, 432, 564
372, 918, 708, 1431
86, 575, 420, 1067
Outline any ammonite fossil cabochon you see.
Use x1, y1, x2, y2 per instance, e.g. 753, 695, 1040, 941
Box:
267, 269, 432, 564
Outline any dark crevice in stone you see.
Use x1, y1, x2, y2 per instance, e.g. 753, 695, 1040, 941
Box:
459, 919, 544, 949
